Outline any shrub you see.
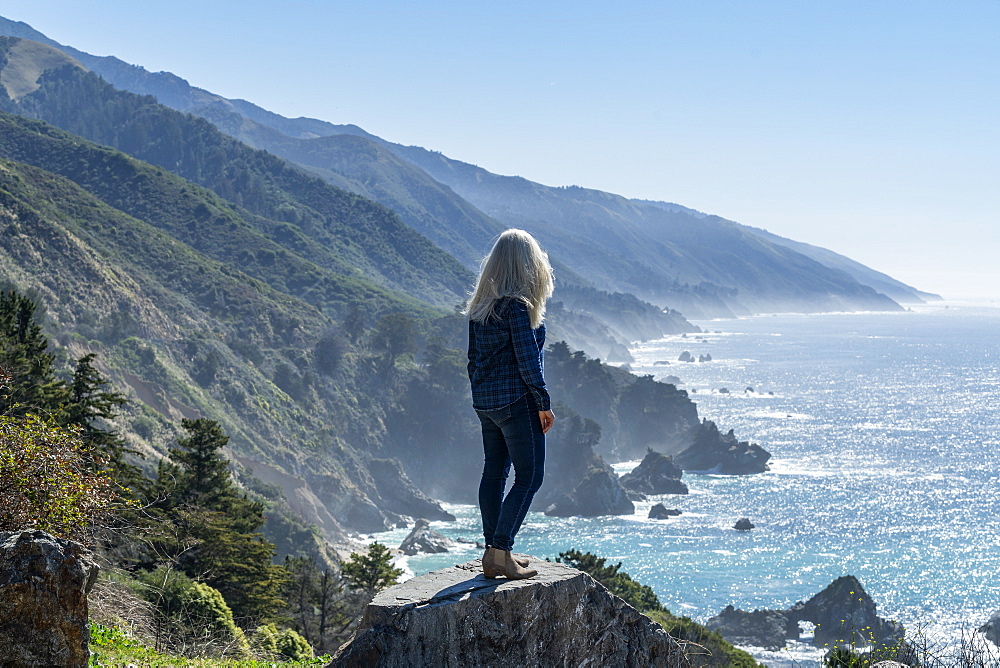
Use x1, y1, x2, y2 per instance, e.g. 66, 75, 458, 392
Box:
138, 567, 249, 657
255, 623, 314, 661
0, 413, 126, 542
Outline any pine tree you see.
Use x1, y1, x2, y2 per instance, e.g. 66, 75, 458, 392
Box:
63, 353, 143, 487
151, 418, 287, 625
341, 542, 402, 598
0, 290, 68, 415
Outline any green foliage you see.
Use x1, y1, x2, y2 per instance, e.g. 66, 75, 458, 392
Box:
254, 623, 313, 661
646, 610, 762, 667
0, 413, 127, 542
0, 66, 471, 310
556, 549, 663, 613
149, 419, 288, 625
341, 542, 402, 597
136, 567, 249, 657
280, 556, 365, 654
0, 289, 67, 415
64, 352, 144, 487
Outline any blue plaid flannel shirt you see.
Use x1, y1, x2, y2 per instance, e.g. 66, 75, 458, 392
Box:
467, 297, 551, 412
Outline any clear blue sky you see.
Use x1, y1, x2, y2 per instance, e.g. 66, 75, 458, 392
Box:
5, 1, 998, 299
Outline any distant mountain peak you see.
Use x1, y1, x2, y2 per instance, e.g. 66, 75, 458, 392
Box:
0, 36, 84, 100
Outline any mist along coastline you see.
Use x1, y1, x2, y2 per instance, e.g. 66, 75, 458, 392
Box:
379, 301, 1000, 666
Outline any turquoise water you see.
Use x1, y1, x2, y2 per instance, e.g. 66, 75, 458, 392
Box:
372, 302, 1000, 665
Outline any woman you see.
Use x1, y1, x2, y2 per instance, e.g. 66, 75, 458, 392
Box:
466, 229, 555, 580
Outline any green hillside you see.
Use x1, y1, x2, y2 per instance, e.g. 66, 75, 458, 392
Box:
0, 149, 452, 544
0, 36, 471, 311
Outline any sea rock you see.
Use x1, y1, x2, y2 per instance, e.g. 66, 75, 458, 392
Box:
978, 609, 1000, 645
706, 605, 797, 650
674, 420, 771, 474
734, 518, 755, 531
788, 575, 905, 649
544, 467, 635, 517
0, 530, 100, 667
619, 449, 689, 495
698, 353, 713, 362
398, 519, 454, 556
708, 575, 905, 652
678, 351, 694, 363
648, 504, 681, 520
330, 558, 688, 667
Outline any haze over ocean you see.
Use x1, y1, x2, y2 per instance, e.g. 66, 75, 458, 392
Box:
378, 301, 1000, 666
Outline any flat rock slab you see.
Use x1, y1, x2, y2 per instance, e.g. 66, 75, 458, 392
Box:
331, 557, 688, 667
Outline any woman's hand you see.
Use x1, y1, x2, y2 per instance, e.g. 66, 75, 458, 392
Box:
539, 410, 555, 434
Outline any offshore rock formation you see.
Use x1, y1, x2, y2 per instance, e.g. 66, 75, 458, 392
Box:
707, 575, 905, 651
648, 503, 681, 520
978, 609, 1000, 646
706, 605, 798, 650
330, 558, 688, 667
0, 530, 100, 667
544, 467, 635, 517
790, 576, 905, 649
674, 420, 771, 474
734, 518, 755, 531
397, 518, 453, 556
619, 449, 689, 495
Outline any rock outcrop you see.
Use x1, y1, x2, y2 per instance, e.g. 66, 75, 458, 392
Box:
330, 558, 688, 667
789, 575, 904, 649
545, 467, 635, 517
734, 518, 755, 531
674, 420, 771, 474
398, 519, 454, 556
707, 575, 904, 652
978, 609, 1000, 646
648, 504, 681, 520
619, 449, 689, 495
706, 605, 798, 650
0, 530, 100, 667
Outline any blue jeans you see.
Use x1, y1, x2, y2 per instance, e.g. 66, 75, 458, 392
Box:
476, 394, 546, 551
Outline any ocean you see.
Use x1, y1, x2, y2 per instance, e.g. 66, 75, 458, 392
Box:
372, 301, 1000, 666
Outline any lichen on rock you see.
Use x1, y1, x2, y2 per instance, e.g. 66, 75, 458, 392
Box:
0, 530, 100, 667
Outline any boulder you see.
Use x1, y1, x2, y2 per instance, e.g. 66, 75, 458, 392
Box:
398, 519, 454, 556
0, 530, 100, 667
734, 518, 755, 531
544, 467, 635, 517
330, 558, 688, 667
648, 504, 681, 520
706, 605, 797, 650
620, 450, 689, 495
674, 420, 771, 474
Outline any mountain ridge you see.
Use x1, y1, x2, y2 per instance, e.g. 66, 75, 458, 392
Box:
0, 15, 932, 320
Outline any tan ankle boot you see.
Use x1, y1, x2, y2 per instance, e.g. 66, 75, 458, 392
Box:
496, 549, 537, 579
483, 547, 530, 573
482, 547, 500, 579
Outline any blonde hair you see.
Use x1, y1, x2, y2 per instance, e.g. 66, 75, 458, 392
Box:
465, 229, 554, 329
